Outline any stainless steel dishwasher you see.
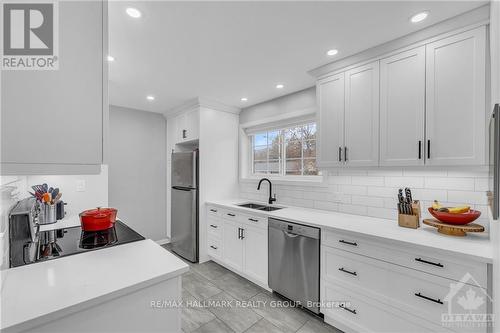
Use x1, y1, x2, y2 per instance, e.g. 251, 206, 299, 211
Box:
268, 218, 320, 314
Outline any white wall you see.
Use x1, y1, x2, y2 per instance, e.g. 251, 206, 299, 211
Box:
26, 166, 108, 217
108, 105, 167, 241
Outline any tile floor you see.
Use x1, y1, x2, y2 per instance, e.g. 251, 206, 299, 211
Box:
161, 244, 342, 333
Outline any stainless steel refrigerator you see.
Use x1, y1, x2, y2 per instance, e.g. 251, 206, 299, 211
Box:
489, 104, 500, 219
171, 150, 199, 262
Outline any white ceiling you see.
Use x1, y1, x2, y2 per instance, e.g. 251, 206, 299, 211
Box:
108, 1, 486, 115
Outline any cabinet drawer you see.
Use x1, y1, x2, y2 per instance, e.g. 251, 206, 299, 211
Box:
322, 247, 488, 332
207, 206, 220, 217
207, 236, 222, 260
221, 209, 240, 221
207, 216, 223, 239
241, 214, 267, 229
322, 230, 487, 288
322, 281, 443, 333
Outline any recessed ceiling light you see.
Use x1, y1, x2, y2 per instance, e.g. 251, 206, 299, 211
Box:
276, 84, 284, 89
410, 11, 429, 23
107, 55, 115, 62
126, 7, 141, 18
327, 49, 338, 56
146, 95, 155, 101
241, 97, 248, 102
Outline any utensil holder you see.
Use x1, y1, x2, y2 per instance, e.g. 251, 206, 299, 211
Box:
398, 200, 421, 229
38, 203, 57, 224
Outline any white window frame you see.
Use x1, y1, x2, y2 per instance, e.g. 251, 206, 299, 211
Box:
245, 122, 323, 183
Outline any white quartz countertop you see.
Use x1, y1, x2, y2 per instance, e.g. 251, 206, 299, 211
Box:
0, 239, 189, 332
207, 199, 493, 264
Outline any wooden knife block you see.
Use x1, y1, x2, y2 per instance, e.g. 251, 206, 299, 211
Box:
398, 201, 421, 229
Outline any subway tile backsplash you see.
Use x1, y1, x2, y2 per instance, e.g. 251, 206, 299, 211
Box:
239, 167, 491, 231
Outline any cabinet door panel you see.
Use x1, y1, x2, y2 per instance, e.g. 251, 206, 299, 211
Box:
380, 47, 425, 166
317, 73, 344, 167
344, 61, 380, 166
222, 221, 243, 272
242, 225, 268, 285
425, 26, 486, 165
1, 1, 103, 166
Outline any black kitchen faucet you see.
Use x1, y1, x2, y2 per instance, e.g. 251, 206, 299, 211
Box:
257, 178, 277, 205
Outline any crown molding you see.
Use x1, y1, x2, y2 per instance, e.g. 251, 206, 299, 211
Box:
163, 97, 241, 119
308, 4, 490, 78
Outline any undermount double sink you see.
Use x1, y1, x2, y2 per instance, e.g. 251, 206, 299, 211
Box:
237, 203, 283, 212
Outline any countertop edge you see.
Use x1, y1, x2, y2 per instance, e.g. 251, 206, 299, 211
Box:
206, 200, 493, 264
1, 240, 189, 332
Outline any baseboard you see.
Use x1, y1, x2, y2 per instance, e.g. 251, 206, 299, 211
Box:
155, 238, 170, 245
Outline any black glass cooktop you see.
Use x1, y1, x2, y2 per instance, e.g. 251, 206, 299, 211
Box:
35, 220, 145, 264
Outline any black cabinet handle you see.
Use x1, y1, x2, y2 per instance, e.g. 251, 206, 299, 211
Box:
344, 146, 348, 162
210, 245, 218, 250
339, 267, 357, 276
238, 227, 241, 239
415, 292, 443, 305
427, 140, 430, 159
210, 224, 218, 228
227, 213, 236, 217
340, 304, 357, 314
241, 228, 245, 240
248, 218, 258, 222
182, 129, 187, 139
338, 147, 342, 162
210, 209, 217, 213
339, 239, 357, 247
415, 257, 443, 268
418, 141, 422, 159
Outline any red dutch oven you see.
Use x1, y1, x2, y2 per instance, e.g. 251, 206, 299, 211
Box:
80, 207, 118, 231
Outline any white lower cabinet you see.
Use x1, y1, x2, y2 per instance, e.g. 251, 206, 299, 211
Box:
206, 206, 268, 287
222, 220, 245, 271
321, 230, 489, 333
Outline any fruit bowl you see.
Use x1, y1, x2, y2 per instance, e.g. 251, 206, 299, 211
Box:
427, 207, 481, 225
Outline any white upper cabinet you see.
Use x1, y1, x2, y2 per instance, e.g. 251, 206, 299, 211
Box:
425, 26, 486, 166
174, 108, 199, 144
317, 73, 345, 167
1, 1, 105, 174
380, 46, 426, 166
344, 61, 380, 166
315, 25, 487, 168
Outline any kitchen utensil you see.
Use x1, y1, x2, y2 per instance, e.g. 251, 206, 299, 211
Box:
427, 208, 481, 225
79, 207, 118, 231
398, 189, 406, 214
51, 188, 59, 200
38, 203, 57, 224
53, 192, 62, 203
56, 201, 66, 220
423, 219, 484, 236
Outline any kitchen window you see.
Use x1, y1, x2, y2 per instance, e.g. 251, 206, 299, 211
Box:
250, 122, 318, 176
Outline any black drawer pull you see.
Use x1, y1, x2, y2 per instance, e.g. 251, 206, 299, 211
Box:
339, 239, 357, 247
248, 218, 258, 222
415, 292, 443, 305
227, 213, 236, 217
338, 147, 342, 162
210, 224, 218, 228
210, 209, 217, 213
418, 141, 422, 159
339, 267, 357, 276
340, 304, 357, 314
415, 258, 443, 268
210, 245, 218, 250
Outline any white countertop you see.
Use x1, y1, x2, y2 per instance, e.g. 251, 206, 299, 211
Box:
38, 214, 81, 231
0, 239, 189, 332
207, 199, 493, 264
